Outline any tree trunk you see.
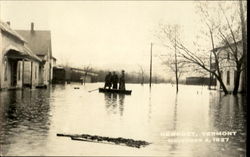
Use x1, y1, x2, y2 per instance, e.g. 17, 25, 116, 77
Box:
174, 60, 179, 92
174, 37, 179, 93
219, 78, 228, 95
233, 70, 241, 95
214, 74, 228, 95
176, 76, 179, 93
239, 0, 247, 94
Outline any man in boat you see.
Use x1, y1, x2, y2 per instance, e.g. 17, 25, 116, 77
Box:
119, 70, 126, 90
104, 72, 112, 89
111, 71, 119, 89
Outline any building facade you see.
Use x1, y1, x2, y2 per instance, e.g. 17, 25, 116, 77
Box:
186, 77, 216, 86
0, 21, 41, 90
52, 66, 98, 84
214, 41, 244, 92
16, 23, 54, 87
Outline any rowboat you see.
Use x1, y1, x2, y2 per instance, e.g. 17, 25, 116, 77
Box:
99, 88, 132, 95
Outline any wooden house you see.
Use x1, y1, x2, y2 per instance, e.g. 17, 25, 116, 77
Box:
213, 40, 245, 92
52, 66, 97, 84
0, 21, 41, 89
16, 22, 54, 87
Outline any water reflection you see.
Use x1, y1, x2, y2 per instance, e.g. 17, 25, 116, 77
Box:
118, 94, 124, 116
209, 94, 246, 131
209, 93, 246, 156
148, 92, 152, 122
169, 93, 178, 153
0, 84, 246, 156
173, 94, 178, 131
104, 93, 125, 116
0, 89, 51, 156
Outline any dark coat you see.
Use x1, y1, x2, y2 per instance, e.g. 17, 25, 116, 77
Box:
111, 74, 119, 84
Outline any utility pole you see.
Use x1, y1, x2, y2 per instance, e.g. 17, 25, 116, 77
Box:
149, 43, 153, 88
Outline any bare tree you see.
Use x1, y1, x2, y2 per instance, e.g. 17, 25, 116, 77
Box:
216, 2, 246, 94
82, 64, 93, 85
193, 2, 229, 94
137, 65, 145, 85
197, 1, 247, 94
156, 1, 246, 95
156, 8, 229, 94
239, 0, 247, 94
157, 24, 187, 92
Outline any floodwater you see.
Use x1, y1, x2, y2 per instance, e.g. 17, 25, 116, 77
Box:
0, 83, 246, 156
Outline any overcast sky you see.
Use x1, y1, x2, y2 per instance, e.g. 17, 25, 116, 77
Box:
0, 1, 202, 79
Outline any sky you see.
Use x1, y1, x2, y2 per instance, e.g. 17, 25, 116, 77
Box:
0, 1, 202, 79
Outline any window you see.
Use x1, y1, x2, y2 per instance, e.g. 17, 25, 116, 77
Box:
220, 71, 223, 89
35, 65, 37, 79
18, 62, 21, 80
227, 71, 230, 85
4, 59, 7, 81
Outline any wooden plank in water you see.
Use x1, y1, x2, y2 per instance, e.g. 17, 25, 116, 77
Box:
57, 133, 150, 148
99, 88, 132, 95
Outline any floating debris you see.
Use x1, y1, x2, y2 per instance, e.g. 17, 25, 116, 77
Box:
57, 133, 151, 148
74, 87, 80, 89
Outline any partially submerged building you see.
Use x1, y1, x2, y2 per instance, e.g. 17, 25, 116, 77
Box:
213, 40, 245, 93
52, 66, 98, 84
186, 77, 216, 86
70, 67, 98, 83
16, 23, 54, 87
0, 21, 41, 90
52, 66, 70, 84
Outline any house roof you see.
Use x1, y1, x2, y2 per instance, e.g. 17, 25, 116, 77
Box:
212, 40, 243, 52
0, 21, 41, 62
16, 30, 52, 57
0, 21, 26, 42
70, 67, 98, 76
4, 44, 42, 62
52, 56, 57, 60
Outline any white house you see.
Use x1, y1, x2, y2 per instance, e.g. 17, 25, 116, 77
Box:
0, 21, 41, 90
213, 40, 245, 92
16, 22, 54, 87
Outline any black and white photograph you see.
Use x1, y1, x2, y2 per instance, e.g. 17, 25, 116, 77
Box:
0, 0, 247, 156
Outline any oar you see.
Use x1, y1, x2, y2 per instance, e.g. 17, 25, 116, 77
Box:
88, 88, 99, 92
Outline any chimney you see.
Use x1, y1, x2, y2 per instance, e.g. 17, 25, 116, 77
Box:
6, 21, 10, 26
31, 22, 34, 32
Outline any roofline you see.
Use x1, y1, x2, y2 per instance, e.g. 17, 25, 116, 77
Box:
0, 21, 27, 43
15, 29, 51, 32
212, 40, 243, 52
52, 56, 57, 60
70, 67, 98, 74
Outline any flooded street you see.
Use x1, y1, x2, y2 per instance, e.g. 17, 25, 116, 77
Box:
0, 83, 246, 156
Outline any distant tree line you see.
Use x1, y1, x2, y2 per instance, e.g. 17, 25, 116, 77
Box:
91, 69, 167, 84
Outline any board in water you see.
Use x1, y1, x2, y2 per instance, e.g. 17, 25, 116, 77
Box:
99, 88, 132, 95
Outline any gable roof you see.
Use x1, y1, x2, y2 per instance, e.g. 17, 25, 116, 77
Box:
16, 30, 52, 57
0, 21, 26, 42
213, 40, 243, 52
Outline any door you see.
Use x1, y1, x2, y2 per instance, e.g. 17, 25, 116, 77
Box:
10, 59, 18, 87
